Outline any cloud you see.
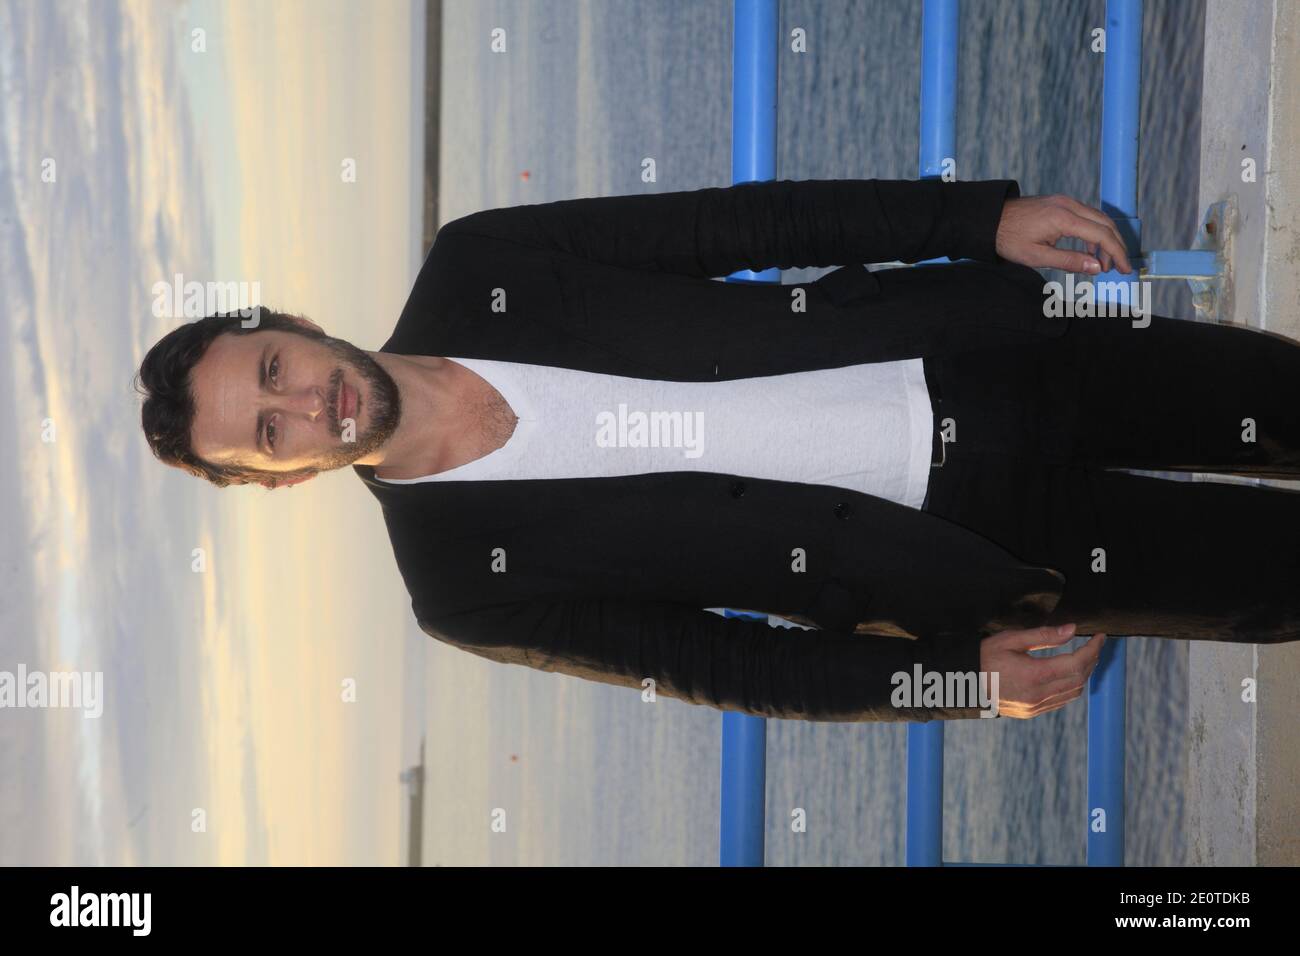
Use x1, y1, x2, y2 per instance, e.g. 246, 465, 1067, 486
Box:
1, 0, 424, 864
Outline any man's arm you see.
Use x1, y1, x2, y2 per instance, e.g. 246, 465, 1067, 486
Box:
421, 597, 988, 722
435, 178, 1020, 278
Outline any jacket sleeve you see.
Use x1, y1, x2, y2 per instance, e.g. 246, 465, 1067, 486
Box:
420, 597, 993, 722
435, 178, 1021, 277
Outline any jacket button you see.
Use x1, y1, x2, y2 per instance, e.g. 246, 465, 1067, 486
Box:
730, 481, 747, 498
834, 502, 852, 519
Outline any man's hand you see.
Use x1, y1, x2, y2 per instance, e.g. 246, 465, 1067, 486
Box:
980, 623, 1107, 718
995, 194, 1134, 275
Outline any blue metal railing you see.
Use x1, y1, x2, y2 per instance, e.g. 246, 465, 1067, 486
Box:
905, 0, 961, 868
918, 0, 959, 182
712, 0, 1207, 867
719, 0, 779, 867
1085, 0, 1139, 868
907, 0, 1134, 868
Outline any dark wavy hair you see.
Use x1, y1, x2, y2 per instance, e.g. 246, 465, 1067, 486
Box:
133, 308, 325, 488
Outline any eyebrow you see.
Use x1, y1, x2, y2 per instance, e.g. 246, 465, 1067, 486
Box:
254, 344, 270, 456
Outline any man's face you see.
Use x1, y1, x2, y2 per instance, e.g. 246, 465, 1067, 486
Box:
189, 325, 400, 481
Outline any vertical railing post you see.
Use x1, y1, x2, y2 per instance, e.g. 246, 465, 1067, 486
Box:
906, 0, 959, 867
918, 0, 959, 180
721, 0, 1132, 869
1088, 0, 1138, 867
719, 0, 779, 867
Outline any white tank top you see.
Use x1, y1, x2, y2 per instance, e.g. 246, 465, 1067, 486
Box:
377, 356, 935, 510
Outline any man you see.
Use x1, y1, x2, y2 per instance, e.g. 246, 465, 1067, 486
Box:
135, 178, 1300, 722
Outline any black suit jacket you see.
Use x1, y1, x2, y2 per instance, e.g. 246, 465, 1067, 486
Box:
354, 178, 1068, 722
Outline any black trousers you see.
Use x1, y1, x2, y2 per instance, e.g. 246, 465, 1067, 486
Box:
920, 314, 1300, 644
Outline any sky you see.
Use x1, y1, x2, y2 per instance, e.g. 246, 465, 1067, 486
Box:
0, 0, 428, 864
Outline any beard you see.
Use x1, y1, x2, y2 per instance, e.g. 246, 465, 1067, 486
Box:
307, 332, 402, 472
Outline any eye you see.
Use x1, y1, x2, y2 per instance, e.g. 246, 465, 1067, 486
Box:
269, 355, 280, 384
267, 418, 278, 450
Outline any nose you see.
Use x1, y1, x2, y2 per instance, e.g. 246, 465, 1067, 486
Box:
276, 386, 326, 421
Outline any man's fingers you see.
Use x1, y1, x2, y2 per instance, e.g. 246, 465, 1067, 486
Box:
998, 193, 1135, 274
1087, 241, 1113, 273
1036, 639, 1105, 696
999, 681, 1086, 719
1059, 212, 1133, 274
1025, 685, 1085, 717
1063, 196, 1128, 248
1054, 195, 1130, 263
1037, 669, 1091, 700
1069, 631, 1109, 676
1012, 622, 1078, 651
1021, 245, 1104, 275
993, 629, 1107, 717
1034, 630, 1107, 682
1006, 632, 1107, 716
1000, 686, 1083, 718
988, 626, 1109, 719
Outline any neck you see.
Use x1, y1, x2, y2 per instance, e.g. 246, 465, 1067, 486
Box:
353, 352, 460, 472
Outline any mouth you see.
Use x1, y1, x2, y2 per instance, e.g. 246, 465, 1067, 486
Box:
337, 380, 353, 424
